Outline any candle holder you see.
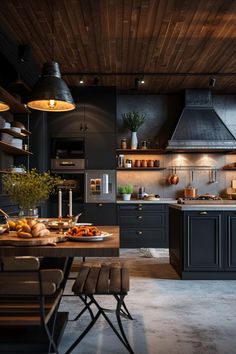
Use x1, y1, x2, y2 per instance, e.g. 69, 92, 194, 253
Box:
58, 217, 64, 234
68, 215, 74, 227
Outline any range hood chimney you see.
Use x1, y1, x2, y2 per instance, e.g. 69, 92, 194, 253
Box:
165, 89, 236, 152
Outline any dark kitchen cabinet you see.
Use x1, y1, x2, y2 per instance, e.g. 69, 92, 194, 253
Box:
169, 207, 236, 279
49, 86, 116, 136
184, 211, 223, 271
118, 203, 168, 248
225, 212, 236, 271
85, 133, 116, 169
84, 203, 117, 226
83, 86, 116, 133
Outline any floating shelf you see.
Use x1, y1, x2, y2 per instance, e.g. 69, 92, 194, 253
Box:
0, 128, 30, 138
0, 141, 32, 155
170, 165, 215, 171
117, 167, 166, 171
0, 86, 30, 114
116, 149, 166, 154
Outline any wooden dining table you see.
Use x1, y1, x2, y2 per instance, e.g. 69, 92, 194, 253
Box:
0, 225, 120, 353
0, 226, 120, 258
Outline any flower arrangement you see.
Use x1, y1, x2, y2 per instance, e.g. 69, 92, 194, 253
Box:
2, 168, 61, 211
122, 111, 146, 132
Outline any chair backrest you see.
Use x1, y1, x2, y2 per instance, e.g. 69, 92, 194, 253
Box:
0, 256, 64, 296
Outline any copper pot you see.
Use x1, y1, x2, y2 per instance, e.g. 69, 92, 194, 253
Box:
184, 186, 198, 198
167, 168, 179, 185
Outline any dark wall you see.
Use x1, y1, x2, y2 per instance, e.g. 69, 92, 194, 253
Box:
116, 94, 183, 149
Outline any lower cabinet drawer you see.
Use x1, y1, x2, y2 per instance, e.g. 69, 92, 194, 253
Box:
120, 228, 166, 248
119, 213, 164, 228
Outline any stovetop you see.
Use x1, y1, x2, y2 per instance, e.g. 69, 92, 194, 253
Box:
177, 195, 236, 205
178, 195, 224, 204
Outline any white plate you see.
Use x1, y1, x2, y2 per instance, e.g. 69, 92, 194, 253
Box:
66, 232, 112, 242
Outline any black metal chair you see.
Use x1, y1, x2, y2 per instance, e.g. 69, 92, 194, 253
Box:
65, 263, 134, 354
0, 256, 64, 354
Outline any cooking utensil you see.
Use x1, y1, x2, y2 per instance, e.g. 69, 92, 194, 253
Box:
170, 168, 179, 185
184, 186, 198, 198
167, 168, 173, 184
184, 170, 197, 197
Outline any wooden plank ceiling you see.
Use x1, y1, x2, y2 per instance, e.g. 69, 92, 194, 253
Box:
0, 0, 235, 94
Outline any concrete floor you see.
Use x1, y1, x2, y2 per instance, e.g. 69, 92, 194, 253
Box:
59, 249, 236, 354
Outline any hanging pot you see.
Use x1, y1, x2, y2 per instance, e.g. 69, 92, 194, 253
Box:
170, 168, 179, 185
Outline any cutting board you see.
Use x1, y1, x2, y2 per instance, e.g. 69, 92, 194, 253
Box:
0, 232, 66, 246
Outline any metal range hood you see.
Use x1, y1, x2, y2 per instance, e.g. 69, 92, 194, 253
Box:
165, 89, 236, 152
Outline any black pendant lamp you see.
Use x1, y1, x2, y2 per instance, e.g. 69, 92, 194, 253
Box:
0, 101, 10, 112
27, 61, 75, 112
27, 1, 75, 112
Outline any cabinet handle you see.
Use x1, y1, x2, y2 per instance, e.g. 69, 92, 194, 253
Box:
98, 203, 103, 207
80, 123, 83, 132
138, 207, 143, 211
84, 124, 88, 131
137, 231, 143, 235
137, 215, 143, 219
199, 211, 207, 215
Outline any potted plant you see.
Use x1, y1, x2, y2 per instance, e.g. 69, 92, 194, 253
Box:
2, 168, 61, 217
122, 111, 146, 149
118, 184, 134, 201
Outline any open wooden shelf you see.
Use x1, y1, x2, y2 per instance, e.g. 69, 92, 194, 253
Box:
0, 128, 30, 138
0, 141, 32, 155
0, 86, 30, 114
116, 149, 166, 154
117, 167, 166, 171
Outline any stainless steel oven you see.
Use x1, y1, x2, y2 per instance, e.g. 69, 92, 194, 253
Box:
50, 137, 85, 218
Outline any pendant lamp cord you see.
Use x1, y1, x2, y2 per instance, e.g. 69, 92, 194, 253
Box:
48, 0, 55, 61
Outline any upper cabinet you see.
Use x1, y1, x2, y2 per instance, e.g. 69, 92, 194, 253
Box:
49, 86, 116, 136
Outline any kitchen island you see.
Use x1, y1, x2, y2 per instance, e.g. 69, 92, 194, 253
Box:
169, 204, 236, 279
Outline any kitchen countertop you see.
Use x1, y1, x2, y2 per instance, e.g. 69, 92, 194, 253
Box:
170, 203, 236, 211
117, 198, 177, 204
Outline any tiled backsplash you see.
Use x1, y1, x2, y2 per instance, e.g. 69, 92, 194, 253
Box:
117, 153, 236, 198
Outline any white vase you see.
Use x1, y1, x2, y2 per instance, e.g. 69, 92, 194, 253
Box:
131, 131, 138, 150
122, 194, 131, 201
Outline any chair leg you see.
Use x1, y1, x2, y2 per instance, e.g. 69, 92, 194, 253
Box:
65, 310, 101, 354
114, 294, 133, 320
116, 295, 135, 354
91, 295, 134, 354
45, 300, 61, 354
70, 295, 95, 322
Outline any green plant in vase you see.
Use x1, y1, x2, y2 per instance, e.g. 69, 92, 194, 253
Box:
122, 111, 146, 149
2, 168, 61, 217
118, 184, 134, 201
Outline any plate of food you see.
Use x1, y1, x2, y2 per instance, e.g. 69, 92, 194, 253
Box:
65, 225, 112, 241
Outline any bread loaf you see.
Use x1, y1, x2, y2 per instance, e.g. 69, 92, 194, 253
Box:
17, 231, 32, 239
38, 229, 50, 237
21, 224, 32, 233
32, 223, 46, 237
27, 219, 37, 228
